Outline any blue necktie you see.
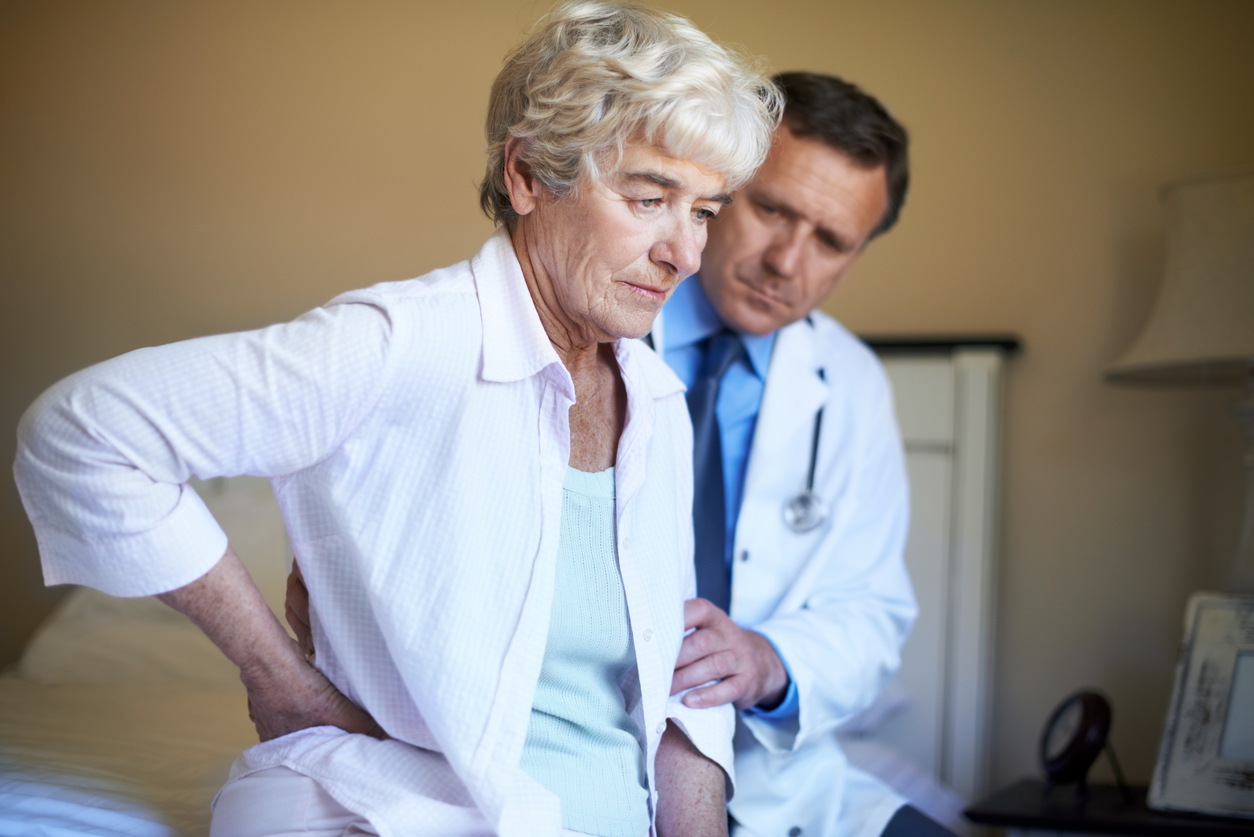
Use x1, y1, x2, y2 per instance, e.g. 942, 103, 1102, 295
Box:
687, 331, 744, 611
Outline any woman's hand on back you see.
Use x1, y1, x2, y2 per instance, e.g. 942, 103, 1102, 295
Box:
243, 640, 386, 742
157, 546, 385, 743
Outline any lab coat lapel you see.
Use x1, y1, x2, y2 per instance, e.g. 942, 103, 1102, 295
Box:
747, 319, 828, 485
729, 319, 826, 621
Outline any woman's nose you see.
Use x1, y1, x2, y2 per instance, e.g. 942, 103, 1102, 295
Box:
654, 218, 704, 278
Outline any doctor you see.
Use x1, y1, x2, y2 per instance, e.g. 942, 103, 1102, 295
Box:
656, 72, 951, 837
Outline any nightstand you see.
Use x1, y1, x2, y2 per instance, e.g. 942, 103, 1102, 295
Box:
964, 779, 1254, 836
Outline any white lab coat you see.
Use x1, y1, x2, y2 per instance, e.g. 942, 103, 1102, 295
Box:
654, 308, 918, 837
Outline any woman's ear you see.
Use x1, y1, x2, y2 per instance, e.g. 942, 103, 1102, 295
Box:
503, 136, 540, 217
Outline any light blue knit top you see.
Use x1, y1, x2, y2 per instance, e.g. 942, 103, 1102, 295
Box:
519, 467, 649, 837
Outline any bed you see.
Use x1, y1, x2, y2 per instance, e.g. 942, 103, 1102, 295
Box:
0, 476, 283, 836
0, 343, 1009, 836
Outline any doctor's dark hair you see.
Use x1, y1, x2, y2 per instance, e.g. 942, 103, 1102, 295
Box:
774, 71, 910, 240
479, 1, 782, 226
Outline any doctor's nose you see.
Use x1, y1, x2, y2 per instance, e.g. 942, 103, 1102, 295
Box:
763, 224, 806, 279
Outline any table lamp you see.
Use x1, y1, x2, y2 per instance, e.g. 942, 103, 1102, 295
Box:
1105, 173, 1254, 593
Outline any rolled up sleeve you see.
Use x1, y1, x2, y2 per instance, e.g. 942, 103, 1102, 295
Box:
14, 299, 393, 597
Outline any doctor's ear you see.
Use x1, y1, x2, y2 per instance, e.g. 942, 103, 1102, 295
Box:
503, 136, 540, 217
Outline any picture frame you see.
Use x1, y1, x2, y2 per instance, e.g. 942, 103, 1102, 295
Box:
1149, 592, 1254, 819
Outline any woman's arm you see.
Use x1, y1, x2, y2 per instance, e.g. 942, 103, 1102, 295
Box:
158, 545, 383, 741
15, 300, 392, 598
654, 724, 728, 837
15, 301, 396, 739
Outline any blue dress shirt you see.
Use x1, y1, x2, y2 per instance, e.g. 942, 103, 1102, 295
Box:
659, 277, 799, 719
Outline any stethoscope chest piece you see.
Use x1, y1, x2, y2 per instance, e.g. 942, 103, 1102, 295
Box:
784, 490, 827, 533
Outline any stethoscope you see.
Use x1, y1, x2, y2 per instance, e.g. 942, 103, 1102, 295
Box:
783, 367, 827, 533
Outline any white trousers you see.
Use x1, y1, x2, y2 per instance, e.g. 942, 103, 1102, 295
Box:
210, 766, 606, 837
210, 767, 379, 837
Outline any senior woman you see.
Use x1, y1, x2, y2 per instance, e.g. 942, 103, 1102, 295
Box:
14, 3, 780, 836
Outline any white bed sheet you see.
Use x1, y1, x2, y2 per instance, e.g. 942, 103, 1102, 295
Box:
1, 477, 287, 836
0, 678, 255, 836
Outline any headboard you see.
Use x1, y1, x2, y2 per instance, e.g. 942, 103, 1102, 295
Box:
872, 338, 1015, 802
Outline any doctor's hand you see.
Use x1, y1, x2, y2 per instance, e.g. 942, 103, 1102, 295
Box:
671, 598, 789, 711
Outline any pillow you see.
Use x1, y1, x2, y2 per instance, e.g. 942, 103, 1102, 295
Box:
15, 587, 242, 689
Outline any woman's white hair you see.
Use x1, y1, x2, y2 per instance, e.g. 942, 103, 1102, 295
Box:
480, 1, 782, 225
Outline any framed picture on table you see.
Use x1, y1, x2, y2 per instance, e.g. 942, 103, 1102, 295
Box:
1150, 592, 1254, 819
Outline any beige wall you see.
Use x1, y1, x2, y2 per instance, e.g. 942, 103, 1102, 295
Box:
2, 0, 1251, 790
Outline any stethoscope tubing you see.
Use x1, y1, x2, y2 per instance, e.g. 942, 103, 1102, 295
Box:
805, 405, 823, 494
784, 367, 827, 533
806, 367, 826, 494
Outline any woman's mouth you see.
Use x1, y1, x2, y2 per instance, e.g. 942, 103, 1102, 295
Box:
624, 280, 671, 302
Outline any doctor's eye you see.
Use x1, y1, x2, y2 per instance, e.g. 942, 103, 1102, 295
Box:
816, 231, 852, 254
755, 201, 781, 217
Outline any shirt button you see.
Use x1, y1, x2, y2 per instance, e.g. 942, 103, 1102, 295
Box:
622, 535, 632, 550
642, 628, 653, 642
656, 721, 667, 735
789, 828, 802, 837
739, 550, 750, 562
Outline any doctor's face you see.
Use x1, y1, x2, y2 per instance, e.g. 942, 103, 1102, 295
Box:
696, 126, 889, 336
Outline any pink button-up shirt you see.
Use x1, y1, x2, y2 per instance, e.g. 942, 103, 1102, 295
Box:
15, 229, 735, 837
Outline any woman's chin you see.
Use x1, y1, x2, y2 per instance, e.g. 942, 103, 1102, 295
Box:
595, 307, 663, 342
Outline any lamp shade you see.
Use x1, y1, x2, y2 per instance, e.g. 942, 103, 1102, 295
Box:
1106, 173, 1254, 386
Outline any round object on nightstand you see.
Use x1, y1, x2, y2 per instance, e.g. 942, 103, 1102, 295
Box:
1039, 690, 1112, 785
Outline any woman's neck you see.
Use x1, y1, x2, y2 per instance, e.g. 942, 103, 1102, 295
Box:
507, 224, 626, 470
508, 221, 601, 373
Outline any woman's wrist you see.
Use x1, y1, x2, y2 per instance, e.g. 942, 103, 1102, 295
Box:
158, 546, 299, 683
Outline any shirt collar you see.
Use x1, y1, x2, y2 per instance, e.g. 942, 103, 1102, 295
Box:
472, 227, 566, 387
473, 227, 685, 401
664, 275, 777, 380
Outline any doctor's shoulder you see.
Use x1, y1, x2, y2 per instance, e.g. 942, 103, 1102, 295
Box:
804, 309, 891, 394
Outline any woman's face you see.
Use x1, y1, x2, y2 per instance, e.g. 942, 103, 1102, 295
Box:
515, 143, 731, 343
